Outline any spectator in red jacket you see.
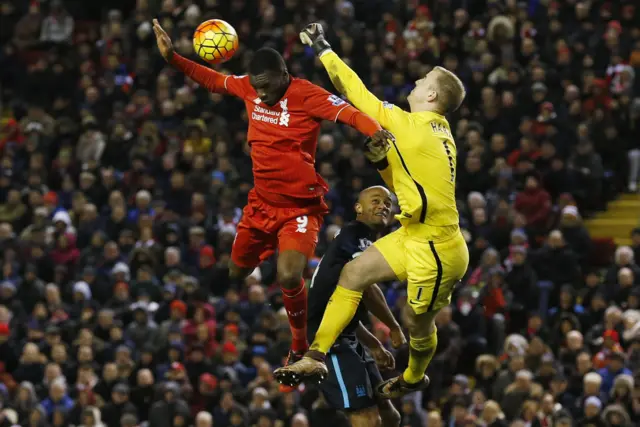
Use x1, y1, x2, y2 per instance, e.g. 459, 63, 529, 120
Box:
183, 304, 216, 347
514, 173, 551, 240
0, 119, 24, 154
507, 137, 541, 168
481, 269, 507, 319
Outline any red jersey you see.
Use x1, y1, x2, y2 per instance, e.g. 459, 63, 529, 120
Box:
170, 54, 380, 205
224, 75, 348, 202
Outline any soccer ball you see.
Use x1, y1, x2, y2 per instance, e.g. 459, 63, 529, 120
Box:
193, 19, 239, 64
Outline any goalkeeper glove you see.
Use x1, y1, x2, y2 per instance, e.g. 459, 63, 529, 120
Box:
300, 23, 332, 57
364, 130, 394, 169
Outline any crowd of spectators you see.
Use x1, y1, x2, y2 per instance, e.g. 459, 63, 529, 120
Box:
0, 0, 639, 426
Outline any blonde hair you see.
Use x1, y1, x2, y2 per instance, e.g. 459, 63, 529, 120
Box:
521, 400, 539, 415
481, 400, 504, 420
530, 383, 544, 399
196, 411, 213, 423
487, 16, 515, 42
433, 66, 466, 113
476, 354, 499, 372
612, 374, 634, 394
567, 330, 583, 341
584, 372, 602, 385
623, 309, 640, 324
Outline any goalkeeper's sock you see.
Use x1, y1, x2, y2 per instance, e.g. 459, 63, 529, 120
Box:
309, 286, 363, 355
281, 279, 308, 353
403, 328, 438, 384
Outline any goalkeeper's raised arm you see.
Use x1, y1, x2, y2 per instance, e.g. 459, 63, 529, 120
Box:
300, 23, 466, 130
300, 23, 398, 190
300, 23, 400, 129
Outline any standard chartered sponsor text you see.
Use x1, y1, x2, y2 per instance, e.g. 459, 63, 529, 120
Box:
252, 112, 279, 123
252, 105, 282, 124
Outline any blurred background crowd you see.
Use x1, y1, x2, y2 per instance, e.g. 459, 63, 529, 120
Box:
0, 0, 639, 426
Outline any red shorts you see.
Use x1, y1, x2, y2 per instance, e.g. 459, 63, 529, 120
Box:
231, 189, 328, 269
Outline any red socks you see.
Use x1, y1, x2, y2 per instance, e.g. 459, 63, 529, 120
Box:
281, 279, 308, 353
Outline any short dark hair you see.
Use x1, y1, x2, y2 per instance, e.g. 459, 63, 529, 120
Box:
249, 48, 287, 75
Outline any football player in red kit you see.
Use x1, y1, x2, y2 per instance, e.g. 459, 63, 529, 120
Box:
153, 20, 390, 388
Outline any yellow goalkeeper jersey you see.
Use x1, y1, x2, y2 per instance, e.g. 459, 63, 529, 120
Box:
320, 51, 459, 240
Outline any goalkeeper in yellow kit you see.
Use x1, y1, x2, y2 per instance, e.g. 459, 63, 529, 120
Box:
274, 23, 470, 399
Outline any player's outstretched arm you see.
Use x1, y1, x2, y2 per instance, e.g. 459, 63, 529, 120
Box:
301, 82, 389, 139
300, 23, 402, 129
363, 284, 406, 348
356, 322, 395, 370
153, 19, 235, 96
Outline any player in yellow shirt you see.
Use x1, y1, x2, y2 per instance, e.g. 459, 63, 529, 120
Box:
274, 23, 470, 398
